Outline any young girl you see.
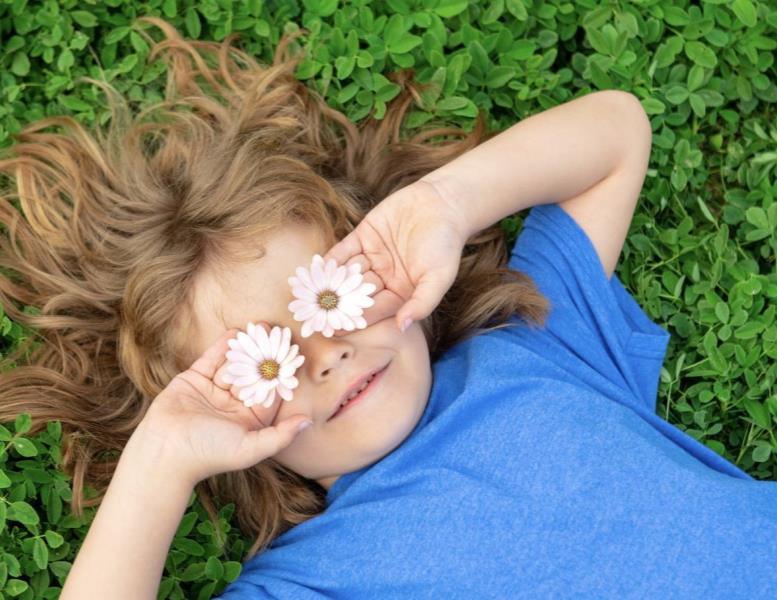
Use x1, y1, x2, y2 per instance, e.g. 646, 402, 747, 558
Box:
2, 16, 775, 600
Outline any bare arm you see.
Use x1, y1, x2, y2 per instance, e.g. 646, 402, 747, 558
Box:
420, 89, 652, 277
60, 425, 194, 600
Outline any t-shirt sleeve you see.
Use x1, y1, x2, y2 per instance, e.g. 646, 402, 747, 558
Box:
507, 202, 671, 414
211, 578, 272, 600
212, 578, 312, 599
210, 552, 328, 600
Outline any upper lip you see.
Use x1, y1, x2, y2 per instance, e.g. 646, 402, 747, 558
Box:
328, 363, 388, 421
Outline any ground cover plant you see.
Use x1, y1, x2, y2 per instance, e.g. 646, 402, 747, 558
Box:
0, 0, 775, 598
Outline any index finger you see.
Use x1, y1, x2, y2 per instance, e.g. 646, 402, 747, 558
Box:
189, 328, 242, 381
323, 228, 362, 267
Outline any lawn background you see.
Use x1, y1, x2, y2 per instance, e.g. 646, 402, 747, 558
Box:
0, 0, 775, 598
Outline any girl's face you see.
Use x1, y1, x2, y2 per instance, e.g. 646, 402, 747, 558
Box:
187, 223, 432, 491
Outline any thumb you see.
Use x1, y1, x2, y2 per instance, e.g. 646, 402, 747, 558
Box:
235, 416, 312, 468
395, 267, 457, 332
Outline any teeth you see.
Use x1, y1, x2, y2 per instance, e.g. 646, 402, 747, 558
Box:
340, 374, 375, 406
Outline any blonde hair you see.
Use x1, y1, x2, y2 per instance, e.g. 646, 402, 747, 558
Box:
0, 16, 549, 560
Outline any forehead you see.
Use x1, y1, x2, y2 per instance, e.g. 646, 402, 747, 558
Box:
189, 223, 328, 353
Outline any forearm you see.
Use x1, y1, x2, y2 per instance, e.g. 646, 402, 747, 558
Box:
60, 426, 194, 600
420, 89, 648, 239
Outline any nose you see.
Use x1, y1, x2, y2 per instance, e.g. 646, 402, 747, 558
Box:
294, 332, 355, 382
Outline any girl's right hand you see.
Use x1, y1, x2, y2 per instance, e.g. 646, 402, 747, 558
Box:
134, 324, 312, 488
324, 178, 471, 333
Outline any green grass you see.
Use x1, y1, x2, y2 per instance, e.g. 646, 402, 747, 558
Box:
1, 0, 776, 598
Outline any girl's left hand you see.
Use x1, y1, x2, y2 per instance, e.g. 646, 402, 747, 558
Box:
137, 327, 311, 487
323, 179, 470, 333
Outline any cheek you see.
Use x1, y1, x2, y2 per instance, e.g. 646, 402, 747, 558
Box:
407, 324, 431, 365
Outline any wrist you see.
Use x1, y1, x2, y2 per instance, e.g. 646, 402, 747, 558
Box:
416, 175, 478, 242
124, 420, 198, 493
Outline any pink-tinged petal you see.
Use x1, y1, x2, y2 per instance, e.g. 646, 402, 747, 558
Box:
293, 304, 319, 321
281, 353, 304, 372
234, 373, 260, 387
277, 327, 291, 361
286, 355, 305, 370
289, 298, 313, 312
336, 298, 364, 317
276, 382, 293, 401
335, 272, 363, 296
353, 282, 377, 297
227, 362, 258, 376
348, 293, 375, 309
329, 265, 347, 290
226, 349, 255, 365
292, 285, 317, 303
245, 379, 274, 404
281, 381, 294, 402
301, 318, 315, 338
253, 327, 271, 357
269, 326, 281, 357
256, 388, 275, 407
324, 257, 337, 281
295, 266, 318, 292
238, 378, 269, 401
279, 363, 298, 379
348, 263, 362, 275
282, 344, 299, 364
248, 320, 265, 337
227, 363, 261, 385
227, 338, 241, 352
288, 275, 299, 287
236, 331, 263, 362
282, 375, 299, 389
238, 385, 257, 402
289, 310, 305, 323
261, 387, 277, 408
313, 309, 327, 331
235, 386, 252, 405
336, 312, 355, 330
353, 315, 367, 329
322, 323, 334, 337
327, 310, 342, 330
311, 259, 326, 290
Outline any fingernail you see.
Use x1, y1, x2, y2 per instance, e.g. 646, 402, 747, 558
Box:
297, 420, 313, 433
400, 318, 412, 333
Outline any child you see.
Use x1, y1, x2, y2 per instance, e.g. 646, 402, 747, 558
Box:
1, 16, 775, 600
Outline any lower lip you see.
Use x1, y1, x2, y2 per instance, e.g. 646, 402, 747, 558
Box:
330, 363, 389, 420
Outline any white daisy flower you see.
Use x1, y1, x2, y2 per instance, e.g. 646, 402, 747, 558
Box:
288, 254, 377, 338
222, 322, 305, 408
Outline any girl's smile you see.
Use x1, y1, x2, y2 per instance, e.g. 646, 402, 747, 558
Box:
328, 360, 391, 421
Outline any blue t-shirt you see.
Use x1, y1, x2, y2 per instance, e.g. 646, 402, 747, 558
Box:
214, 203, 777, 599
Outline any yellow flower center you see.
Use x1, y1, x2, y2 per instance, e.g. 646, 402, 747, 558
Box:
258, 359, 280, 380
317, 290, 338, 310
